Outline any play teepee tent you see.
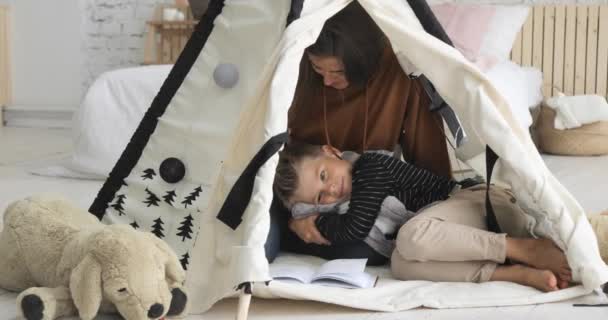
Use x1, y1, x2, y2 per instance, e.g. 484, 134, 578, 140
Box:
89, 0, 608, 316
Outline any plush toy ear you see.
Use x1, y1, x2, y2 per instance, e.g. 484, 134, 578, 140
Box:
146, 234, 186, 284
70, 255, 103, 320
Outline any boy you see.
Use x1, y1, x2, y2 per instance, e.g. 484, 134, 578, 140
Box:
273, 142, 572, 292
273, 142, 456, 247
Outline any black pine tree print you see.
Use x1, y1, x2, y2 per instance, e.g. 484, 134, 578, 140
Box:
142, 168, 156, 180
151, 217, 165, 238
143, 188, 161, 207
181, 186, 202, 208
163, 190, 177, 206
176, 214, 194, 241
110, 194, 126, 216
130, 220, 139, 229
180, 252, 190, 270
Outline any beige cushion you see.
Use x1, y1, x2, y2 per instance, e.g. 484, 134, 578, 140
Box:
588, 213, 608, 264
533, 103, 608, 156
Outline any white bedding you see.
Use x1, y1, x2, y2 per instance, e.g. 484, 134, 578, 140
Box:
257, 255, 592, 311
32, 65, 172, 179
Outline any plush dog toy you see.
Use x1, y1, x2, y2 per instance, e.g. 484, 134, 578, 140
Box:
0, 195, 188, 320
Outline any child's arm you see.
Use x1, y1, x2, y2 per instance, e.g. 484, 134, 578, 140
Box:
315, 154, 394, 244
385, 154, 457, 212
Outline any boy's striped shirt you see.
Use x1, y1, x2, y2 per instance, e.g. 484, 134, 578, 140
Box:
316, 152, 456, 243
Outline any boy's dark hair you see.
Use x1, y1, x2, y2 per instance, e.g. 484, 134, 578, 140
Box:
304, 1, 386, 87
273, 142, 324, 208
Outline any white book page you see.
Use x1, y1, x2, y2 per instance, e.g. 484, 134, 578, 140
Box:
310, 259, 376, 288
312, 272, 377, 289
270, 263, 316, 284
315, 259, 367, 276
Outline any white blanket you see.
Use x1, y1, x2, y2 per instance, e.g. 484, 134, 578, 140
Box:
545, 94, 608, 130
254, 254, 597, 311
32, 65, 172, 179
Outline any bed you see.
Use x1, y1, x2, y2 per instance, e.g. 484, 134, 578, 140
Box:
30, 64, 173, 179
3, 3, 608, 319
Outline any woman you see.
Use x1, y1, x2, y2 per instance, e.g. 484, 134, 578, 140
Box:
266, 1, 450, 264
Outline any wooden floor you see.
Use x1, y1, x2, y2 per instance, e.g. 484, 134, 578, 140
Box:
0, 127, 607, 319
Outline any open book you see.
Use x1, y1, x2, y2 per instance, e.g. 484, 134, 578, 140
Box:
270, 259, 378, 289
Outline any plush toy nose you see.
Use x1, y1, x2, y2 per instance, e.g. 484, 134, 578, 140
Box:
148, 303, 164, 318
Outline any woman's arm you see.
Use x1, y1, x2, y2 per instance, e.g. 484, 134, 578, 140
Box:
288, 214, 330, 245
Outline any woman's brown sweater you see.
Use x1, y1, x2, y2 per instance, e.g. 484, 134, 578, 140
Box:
288, 46, 452, 178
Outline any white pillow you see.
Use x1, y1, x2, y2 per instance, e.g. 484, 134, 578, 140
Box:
431, 4, 530, 71
478, 6, 530, 70
484, 60, 543, 130
68, 65, 172, 178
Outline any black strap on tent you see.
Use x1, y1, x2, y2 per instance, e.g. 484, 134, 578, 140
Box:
417, 76, 466, 147
89, 0, 226, 218
406, 0, 453, 46
236, 282, 252, 294
485, 146, 502, 233
404, 0, 465, 148
216, 132, 289, 230
407, 0, 500, 233
287, 0, 304, 26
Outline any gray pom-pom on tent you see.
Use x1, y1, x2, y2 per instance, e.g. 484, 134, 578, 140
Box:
89, 0, 608, 317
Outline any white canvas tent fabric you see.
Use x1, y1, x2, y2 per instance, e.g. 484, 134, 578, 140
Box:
89, 0, 608, 314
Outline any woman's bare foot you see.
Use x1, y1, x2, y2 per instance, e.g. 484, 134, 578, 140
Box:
506, 238, 571, 282
491, 264, 558, 292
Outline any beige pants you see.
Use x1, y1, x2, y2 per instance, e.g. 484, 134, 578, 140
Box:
391, 186, 532, 283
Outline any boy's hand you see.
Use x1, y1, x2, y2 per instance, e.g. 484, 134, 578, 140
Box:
289, 214, 331, 245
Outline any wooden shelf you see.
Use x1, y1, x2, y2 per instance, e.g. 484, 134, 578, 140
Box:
144, 5, 199, 65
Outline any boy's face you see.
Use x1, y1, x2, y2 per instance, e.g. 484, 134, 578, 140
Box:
291, 145, 353, 206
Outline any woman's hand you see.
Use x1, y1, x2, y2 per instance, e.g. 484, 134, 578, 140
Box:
288, 214, 331, 245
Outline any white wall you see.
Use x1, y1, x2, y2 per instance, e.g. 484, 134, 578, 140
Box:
5, 0, 84, 109
1, 0, 168, 110
82, 0, 171, 92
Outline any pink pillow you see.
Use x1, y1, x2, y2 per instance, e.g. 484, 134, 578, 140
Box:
431, 4, 530, 71
431, 4, 496, 63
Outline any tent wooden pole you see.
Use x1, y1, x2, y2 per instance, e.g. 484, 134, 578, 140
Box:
235, 284, 252, 320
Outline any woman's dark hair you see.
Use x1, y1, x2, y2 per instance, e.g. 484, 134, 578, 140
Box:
305, 1, 386, 87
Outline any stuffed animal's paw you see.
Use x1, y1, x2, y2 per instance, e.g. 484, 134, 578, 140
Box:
16, 287, 76, 320
20, 294, 45, 320
17, 288, 56, 320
